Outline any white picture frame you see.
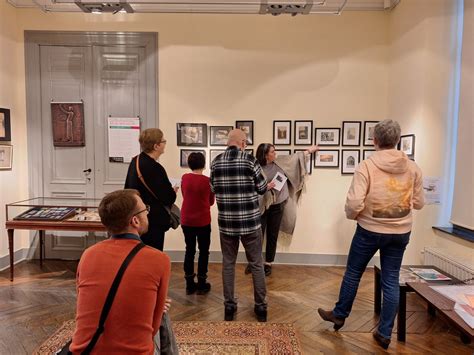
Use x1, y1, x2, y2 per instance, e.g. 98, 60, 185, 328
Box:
0, 145, 13, 170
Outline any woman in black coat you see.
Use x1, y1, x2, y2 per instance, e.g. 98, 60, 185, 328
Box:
125, 128, 177, 251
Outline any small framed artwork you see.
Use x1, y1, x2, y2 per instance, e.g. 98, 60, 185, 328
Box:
294, 121, 313, 145
398, 134, 415, 160
51, 102, 85, 147
236, 121, 254, 146
314, 150, 339, 168
0, 108, 11, 141
363, 121, 379, 146
315, 128, 340, 146
180, 149, 205, 168
0, 145, 13, 170
275, 149, 291, 156
363, 149, 376, 160
210, 126, 233, 146
294, 149, 312, 174
210, 149, 226, 163
177, 123, 207, 147
341, 150, 360, 175
273, 121, 291, 145
245, 148, 254, 156
342, 121, 361, 146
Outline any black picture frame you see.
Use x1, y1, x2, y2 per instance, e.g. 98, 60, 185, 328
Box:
341, 150, 360, 175
314, 150, 339, 168
177, 123, 208, 147
210, 149, 226, 163
245, 148, 254, 156
342, 121, 361, 147
363, 121, 379, 146
294, 120, 313, 145
210, 126, 233, 146
273, 120, 291, 145
398, 134, 415, 160
236, 120, 254, 146
294, 149, 312, 174
363, 149, 376, 160
0, 108, 12, 141
315, 128, 340, 146
275, 149, 291, 156
180, 149, 206, 168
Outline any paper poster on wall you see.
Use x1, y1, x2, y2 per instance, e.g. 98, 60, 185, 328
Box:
108, 117, 140, 163
423, 177, 441, 205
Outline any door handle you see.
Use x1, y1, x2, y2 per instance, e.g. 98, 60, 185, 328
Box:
83, 168, 92, 174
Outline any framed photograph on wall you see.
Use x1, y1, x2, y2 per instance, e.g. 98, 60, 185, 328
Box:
398, 134, 415, 160
294, 121, 313, 145
177, 123, 207, 147
363, 121, 379, 146
314, 150, 339, 168
51, 102, 85, 147
273, 121, 291, 145
363, 149, 376, 160
315, 128, 340, 146
275, 149, 291, 156
245, 148, 254, 156
294, 149, 312, 174
341, 150, 360, 175
236, 121, 254, 146
342, 121, 361, 146
0, 145, 13, 170
180, 149, 205, 168
210, 149, 226, 163
0, 108, 11, 141
210, 126, 233, 146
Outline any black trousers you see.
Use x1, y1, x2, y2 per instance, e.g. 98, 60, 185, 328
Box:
182, 225, 211, 278
261, 201, 286, 263
141, 223, 167, 251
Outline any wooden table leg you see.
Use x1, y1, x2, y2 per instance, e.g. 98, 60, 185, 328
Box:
39, 230, 45, 267
397, 287, 407, 342
374, 267, 381, 314
8, 229, 14, 282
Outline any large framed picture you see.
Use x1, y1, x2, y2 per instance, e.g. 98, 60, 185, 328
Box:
275, 149, 291, 156
236, 121, 254, 146
180, 149, 205, 168
363, 149, 376, 160
210, 149, 226, 163
177, 123, 207, 147
294, 121, 313, 145
342, 121, 361, 146
398, 134, 415, 160
314, 150, 339, 168
341, 150, 360, 175
273, 121, 291, 145
363, 121, 379, 146
51, 102, 85, 147
210, 126, 233, 146
0, 145, 13, 170
315, 128, 340, 146
294, 149, 312, 174
0, 108, 11, 141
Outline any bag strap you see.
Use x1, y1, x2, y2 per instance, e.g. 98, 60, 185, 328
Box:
82, 242, 146, 355
135, 155, 172, 215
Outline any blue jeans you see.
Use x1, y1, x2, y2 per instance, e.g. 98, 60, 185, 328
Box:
333, 225, 410, 339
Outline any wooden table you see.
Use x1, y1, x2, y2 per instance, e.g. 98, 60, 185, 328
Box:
6, 219, 106, 281
407, 282, 473, 344
374, 264, 460, 342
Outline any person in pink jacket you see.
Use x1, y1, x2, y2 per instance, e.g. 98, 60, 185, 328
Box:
318, 119, 424, 350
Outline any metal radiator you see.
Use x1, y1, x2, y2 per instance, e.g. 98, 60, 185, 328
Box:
423, 247, 474, 284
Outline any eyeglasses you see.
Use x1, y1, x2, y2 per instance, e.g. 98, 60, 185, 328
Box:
132, 205, 150, 218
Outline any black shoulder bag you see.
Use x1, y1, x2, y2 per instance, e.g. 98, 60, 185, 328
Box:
57, 242, 145, 355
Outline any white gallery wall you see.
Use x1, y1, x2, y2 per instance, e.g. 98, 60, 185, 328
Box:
0, 0, 472, 266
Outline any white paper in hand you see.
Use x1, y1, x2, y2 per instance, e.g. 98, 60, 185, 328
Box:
270, 172, 287, 191
169, 178, 181, 188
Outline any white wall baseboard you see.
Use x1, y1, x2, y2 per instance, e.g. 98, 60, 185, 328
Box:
0, 248, 30, 272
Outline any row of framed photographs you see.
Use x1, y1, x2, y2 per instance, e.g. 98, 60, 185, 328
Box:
177, 121, 254, 147
273, 120, 379, 146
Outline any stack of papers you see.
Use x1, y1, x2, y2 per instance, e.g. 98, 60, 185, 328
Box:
430, 285, 474, 329
410, 268, 451, 281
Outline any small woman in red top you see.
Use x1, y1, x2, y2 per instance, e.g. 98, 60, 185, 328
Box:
181, 152, 215, 295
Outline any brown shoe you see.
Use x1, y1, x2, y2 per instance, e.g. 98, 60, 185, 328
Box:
317, 308, 345, 330
372, 330, 390, 350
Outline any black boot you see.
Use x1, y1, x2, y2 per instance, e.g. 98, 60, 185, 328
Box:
196, 275, 211, 295
185, 274, 198, 295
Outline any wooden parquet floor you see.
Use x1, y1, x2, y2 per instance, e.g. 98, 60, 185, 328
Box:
0, 260, 473, 354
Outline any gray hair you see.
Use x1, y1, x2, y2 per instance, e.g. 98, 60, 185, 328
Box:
374, 119, 401, 149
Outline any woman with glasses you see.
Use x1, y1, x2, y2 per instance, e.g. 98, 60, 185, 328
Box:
245, 143, 318, 276
125, 128, 178, 251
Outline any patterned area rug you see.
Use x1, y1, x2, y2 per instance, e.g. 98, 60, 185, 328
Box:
34, 320, 302, 354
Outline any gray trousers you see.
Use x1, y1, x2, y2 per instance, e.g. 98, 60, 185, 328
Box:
220, 230, 267, 307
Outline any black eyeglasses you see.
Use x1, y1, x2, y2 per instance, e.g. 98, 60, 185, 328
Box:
133, 205, 150, 217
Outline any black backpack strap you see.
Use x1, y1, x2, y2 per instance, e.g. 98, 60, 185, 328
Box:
82, 242, 146, 355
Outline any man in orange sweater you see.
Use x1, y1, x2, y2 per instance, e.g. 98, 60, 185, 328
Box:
318, 119, 424, 350
70, 189, 171, 354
